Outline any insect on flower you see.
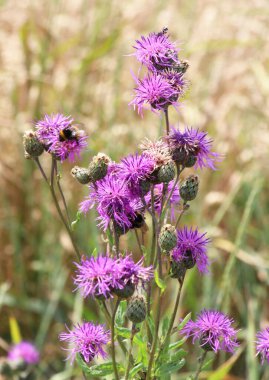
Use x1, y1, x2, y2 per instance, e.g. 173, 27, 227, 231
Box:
59, 124, 86, 143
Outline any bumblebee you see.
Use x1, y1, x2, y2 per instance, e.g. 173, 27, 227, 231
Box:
59, 126, 84, 142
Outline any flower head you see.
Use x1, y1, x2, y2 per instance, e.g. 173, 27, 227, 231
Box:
8, 342, 39, 364
256, 327, 269, 364
140, 138, 172, 168
118, 255, 153, 286
133, 31, 179, 71
116, 153, 154, 196
59, 322, 110, 364
74, 255, 123, 299
130, 73, 179, 116
172, 227, 210, 273
167, 127, 220, 170
181, 310, 239, 353
35, 113, 87, 162
79, 174, 139, 231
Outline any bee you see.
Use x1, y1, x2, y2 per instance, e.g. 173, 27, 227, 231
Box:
59, 125, 85, 142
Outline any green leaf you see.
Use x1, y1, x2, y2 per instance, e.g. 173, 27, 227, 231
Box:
9, 317, 22, 344
177, 312, 192, 331
71, 211, 82, 230
169, 338, 186, 350
115, 300, 127, 325
154, 270, 167, 293
161, 315, 170, 337
155, 358, 185, 376
76, 355, 124, 377
116, 326, 131, 339
129, 362, 144, 378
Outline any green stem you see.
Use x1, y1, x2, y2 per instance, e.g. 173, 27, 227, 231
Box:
55, 162, 71, 226
35, 158, 81, 260
157, 276, 185, 360
124, 324, 136, 380
111, 298, 120, 380
113, 222, 120, 258
164, 108, 170, 135
134, 229, 143, 256
175, 203, 189, 229
194, 351, 207, 380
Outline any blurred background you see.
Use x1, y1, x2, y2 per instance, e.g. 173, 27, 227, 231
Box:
0, 0, 269, 379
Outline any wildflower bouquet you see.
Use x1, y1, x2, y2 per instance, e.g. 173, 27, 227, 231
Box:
18, 28, 268, 380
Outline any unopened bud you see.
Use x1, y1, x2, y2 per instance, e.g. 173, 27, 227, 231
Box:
88, 153, 111, 182
180, 174, 199, 202
126, 296, 147, 324
157, 161, 176, 183
170, 260, 186, 280
159, 224, 177, 252
23, 130, 44, 157
71, 166, 91, 184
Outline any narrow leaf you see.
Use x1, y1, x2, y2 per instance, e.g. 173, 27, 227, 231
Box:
154, 270, 167, 293
9, 317, 22, 344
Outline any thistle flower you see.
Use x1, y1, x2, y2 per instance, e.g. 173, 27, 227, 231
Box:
162, 68, 188, 97
181, 310, 239, 353
59, 322, 110, 364
172, 227, 210, 273
79, 174, 138, 231
35, 113, 87, 162
140, 138, 172, 168
74, 255, 123, 299
116, 153, 155, 196
133, 30, 179, 71
8, 342, 39, 364
117, 255, 153, 287
130, 73, 179, 116
256, 327, 269, 364
167, 127, 220, 170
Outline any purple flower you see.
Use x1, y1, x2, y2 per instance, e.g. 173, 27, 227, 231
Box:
256, 327, 269, 364
181, 310, 239, 353
130, 73, 179, 116
35, 113, 87, 162
79, 174, 138, 231
162, 68, 187, 97
118, 255, 153, 287
133, 31, 179, 71
172, 226, 210, 273
74, 254, 153, 299
116, 153, 154, 196
59, 322, 110, 364
167, 126, 220, 170
8, 342, 39, 364
74, 255, 123, 299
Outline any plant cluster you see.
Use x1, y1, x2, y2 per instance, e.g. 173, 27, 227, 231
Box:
9, 28, 269, 380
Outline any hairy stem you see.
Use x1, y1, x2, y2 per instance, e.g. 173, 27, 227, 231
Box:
113, 222, 120, 257
175, 203, 189, 229
134, 229, 143, 255
194, 350, 207, 380
111, 298, 120, 380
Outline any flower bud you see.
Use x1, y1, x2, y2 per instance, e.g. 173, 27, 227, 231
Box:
23, 130, 44, 157
180, 174, 199, 202
126, 296, 146, 324
88, 153, 111, 182
113, 281, 135, 299
71, 166, 91, 184
159, 224, 177, 252
139, 179, 151, 196
157, 160, 176, 183
170, 260, 186, 280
